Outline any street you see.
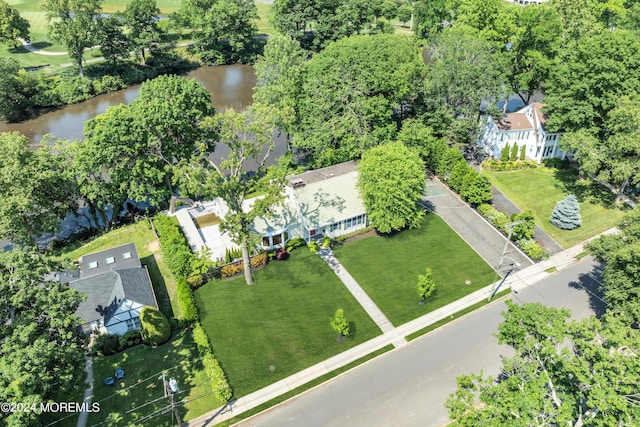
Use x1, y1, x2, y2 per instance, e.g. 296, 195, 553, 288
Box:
237, 256, 604, 427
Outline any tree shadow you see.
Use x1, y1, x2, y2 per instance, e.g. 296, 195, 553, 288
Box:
419, 199, 436, 213
141, 254, 175, 319
567, 263, 607, 318
552, 168, 623, 210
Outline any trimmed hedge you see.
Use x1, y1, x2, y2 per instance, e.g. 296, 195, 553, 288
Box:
177, 278, 199, 323
482, 160, 538, 171
140, 306, 172, 346
285, 237, 306, 252
517, 238, 548, 260
154, 214, 195, 278
219, 252, 268, 278
193, 323, 233, 402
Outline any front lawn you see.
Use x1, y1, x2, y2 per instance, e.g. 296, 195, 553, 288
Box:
484, 168, 629, 248
333, 214, 496, 326
195, 250, 382, 398
88, 330, 221, 426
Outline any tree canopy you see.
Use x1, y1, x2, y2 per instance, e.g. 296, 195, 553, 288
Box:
123, 0, 163, 65
357, 141, 426, 233
447, 301, 640, 426
0, 0, 30, 46
0, 248, 85, 427
0, 57, 27, 122
293, 34, 427, 167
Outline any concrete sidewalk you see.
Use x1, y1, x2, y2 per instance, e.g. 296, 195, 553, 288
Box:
186, 232, 614, 427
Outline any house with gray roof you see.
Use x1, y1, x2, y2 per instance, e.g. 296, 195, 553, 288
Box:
69, 243, 158, 335
173, 161, 369, 261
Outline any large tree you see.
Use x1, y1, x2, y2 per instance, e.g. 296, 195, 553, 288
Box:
588, 208, 640, 324
357, 141, 426, 233
545, 30, 640, 137
0, 0, 30, 46
0, 57, 27, 122
177, 0, 258, 64
43, 0, 104, 77
174, 109, 286, 285
80, 75, 215, 216
447, 301, 640, 426
293, 34, 427, 167
0, 132, 77, 244
123, 0, 163, 65
0, 248, 85, 427
560, 96, 640, 202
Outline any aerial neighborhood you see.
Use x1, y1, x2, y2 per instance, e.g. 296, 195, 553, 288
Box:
1, 0, 639, 426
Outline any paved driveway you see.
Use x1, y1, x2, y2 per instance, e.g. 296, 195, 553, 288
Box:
423, 179, 532, 272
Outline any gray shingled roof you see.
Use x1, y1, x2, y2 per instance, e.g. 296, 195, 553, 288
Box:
79, 243, 140, 278
69, 267, 158, 324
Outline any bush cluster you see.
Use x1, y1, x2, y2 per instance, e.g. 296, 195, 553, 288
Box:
219, 252, 268, 278
224, 247, 242, 263
477, 204, 547, 260
482, 160, 538, 171
140, 306, 172, 346
92, 330, 143, 356
542, 158, 571, 169
154, 215, 195, 278
446, 160, 492, 206
192, 323, 233, 402
177, 278, 199, 324
285, 237, 306, 252
308, 241, 320, 253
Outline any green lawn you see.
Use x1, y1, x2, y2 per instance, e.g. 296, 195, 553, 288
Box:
333, 214, 497, 326
195, 249, 382, 398
256, 2, 275, 35
87, 330, 221, 426
484, 167, 629, 248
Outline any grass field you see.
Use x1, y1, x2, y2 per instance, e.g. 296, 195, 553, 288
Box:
333, 214, 497, 326
88, 330, 221, 426
195, 249, 382, 398
484, 167, 629, 248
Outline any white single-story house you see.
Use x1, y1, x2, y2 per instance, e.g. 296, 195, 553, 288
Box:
66, 243, 159, 335
174, 161, 369, 261
477, 102, 573, 163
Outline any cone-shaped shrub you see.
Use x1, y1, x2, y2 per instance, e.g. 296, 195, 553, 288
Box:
549, 194, 581, 230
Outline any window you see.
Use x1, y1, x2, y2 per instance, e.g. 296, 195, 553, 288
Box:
345, 214, 365, 229
272, 233, 283, 246
284, 231, 289, 242
105, 257, 115, 265
543, 145, 554, 158
310, 229, 317, 236
262, 236, 270, 247
330, 222, 341, 232
126, 317, 141, 331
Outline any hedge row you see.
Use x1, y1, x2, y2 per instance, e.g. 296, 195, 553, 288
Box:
192, 323, 233, 402
220, 252, 268, 278
153, 214, 195, 278
482, 160, 538, 171
93, 330, 142, 356
437, 148, 492, 206
477, 204, 547, 260
177, 277, 199, 323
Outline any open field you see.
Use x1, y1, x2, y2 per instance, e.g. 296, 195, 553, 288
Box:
484, 168, 629, 248
333, 214, 497, 326
195, 249, 381, 397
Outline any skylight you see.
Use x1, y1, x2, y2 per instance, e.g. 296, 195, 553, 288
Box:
105, 257, 115, 265
88, 261, 98, 269
122, 252, 132, 260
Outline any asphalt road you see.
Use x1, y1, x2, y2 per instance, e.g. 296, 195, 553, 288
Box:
237, 256, 605, 427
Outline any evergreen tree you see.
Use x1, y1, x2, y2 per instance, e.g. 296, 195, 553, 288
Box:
501, 143, 510, 161
510, 143, 519, 161
519, 144, 526, 161
549, 194, 581, 230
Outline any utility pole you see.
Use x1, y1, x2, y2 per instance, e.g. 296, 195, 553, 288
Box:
488, 221, 523, 301
159, 373, 182, 426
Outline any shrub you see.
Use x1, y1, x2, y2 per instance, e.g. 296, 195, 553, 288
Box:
154, 215, 195, 278
437, 148, 465, 178
224, 247, 242, 263
192, 323, 211, 357
549, 194, 582, 230
322, 236, 331, 248
542, 158, 570, 169
519, 144, 526, 161
140, 306, 171, 346
510, 143, 519, 162
221, 262, 243, 278
482, 160, 538, 171
177, 278, 199, 323
119, 330, 142, 349
517, 239, 547, 260
511, 210, 536, 240
187, 274, 204, 289
477, 204, 508, 232
501, 143, 510, 162
333, 225, 375, 243
308, 241, 320, 253
250, 252, 268, 269
203, 353, 233, 401
276, 249, 290, 260
417, 268, 437, 303
285, 237, 305, 252
93, 333, 120, 355
330, 308, 350, 338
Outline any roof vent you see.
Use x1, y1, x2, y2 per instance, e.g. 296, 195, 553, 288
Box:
290, 178, 304, 188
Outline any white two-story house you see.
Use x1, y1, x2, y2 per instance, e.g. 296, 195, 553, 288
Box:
477, 102, 572, 163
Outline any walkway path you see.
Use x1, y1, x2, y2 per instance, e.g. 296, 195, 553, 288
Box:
186, 232, 615, 427
18, 38, 67, 55
76, 352, 94, 427
422, 178, 532, 271
317, 247, 406, 348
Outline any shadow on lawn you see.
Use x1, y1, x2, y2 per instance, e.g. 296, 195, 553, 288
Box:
142, 254, 175, 319
91, 330, 201, 426
552, 168, 621, 209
